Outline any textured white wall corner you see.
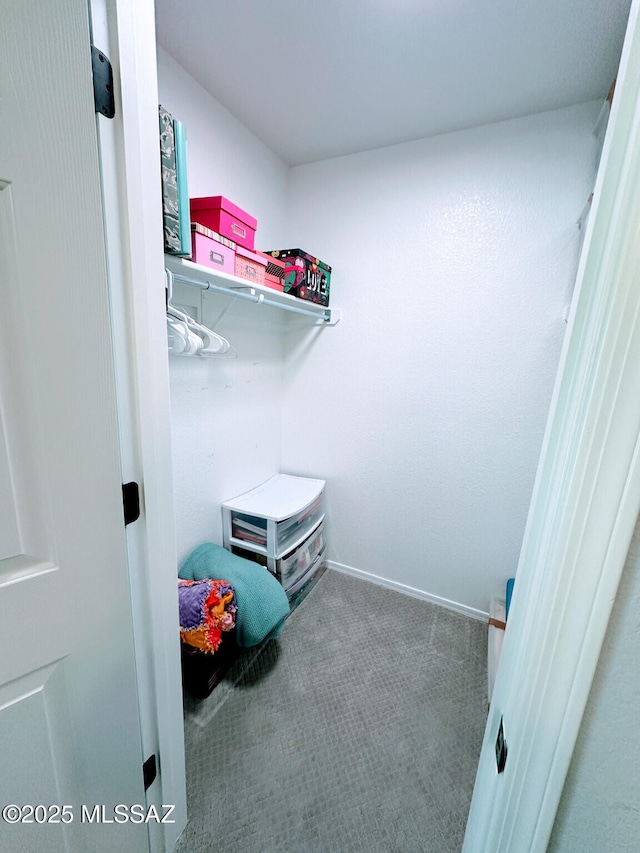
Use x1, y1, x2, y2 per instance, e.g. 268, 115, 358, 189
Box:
548, 515, 640, 851
156, 46, 289, 248
282, 102, 600, 613
157, 47, 600, 610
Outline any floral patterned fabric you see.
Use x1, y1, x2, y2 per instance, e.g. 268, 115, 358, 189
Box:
178, 578, 237, 654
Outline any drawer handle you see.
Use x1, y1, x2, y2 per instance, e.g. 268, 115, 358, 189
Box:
210, 250, 224, 265
231, 222, 247, 238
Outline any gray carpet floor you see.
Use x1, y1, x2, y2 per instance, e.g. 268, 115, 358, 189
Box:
176, 569, 488, 853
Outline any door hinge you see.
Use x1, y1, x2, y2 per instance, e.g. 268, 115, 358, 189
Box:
91, 45, 115, 119
122, 482, 140, 526
143, 754, 157, 791
495, 715, 508, 774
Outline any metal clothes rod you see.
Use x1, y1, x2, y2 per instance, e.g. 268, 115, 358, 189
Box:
170, 272, 331, 322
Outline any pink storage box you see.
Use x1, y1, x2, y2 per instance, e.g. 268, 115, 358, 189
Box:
191, 225, 235, 274
190, 196, 257, 251
234, 246, 267, 286
191, 221, 238, 251
264, 273, 284, 292
257, 251, 285, 292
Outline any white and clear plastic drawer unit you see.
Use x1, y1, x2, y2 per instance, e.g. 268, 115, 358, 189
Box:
222, 473, 326, 597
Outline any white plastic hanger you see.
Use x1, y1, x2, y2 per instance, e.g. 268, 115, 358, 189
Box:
165, 269, 236, 358
167, 313, 203, 356
167, 303, 230, 355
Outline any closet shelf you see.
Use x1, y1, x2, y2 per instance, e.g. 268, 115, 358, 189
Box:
165, 255, 340, 325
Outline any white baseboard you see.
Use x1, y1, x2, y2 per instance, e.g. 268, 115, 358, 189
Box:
325, 560, 489, 622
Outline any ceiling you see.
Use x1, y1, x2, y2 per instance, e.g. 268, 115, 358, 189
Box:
154, 0, 632, 167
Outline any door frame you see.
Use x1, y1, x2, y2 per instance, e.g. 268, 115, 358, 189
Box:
89, 0, 186, 849
464, 0, 640, 849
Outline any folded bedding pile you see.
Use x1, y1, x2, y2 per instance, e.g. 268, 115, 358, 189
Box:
178, 578, 237, 654
179, 542, 290, 647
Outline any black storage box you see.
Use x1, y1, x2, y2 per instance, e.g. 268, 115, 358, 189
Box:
266, 248, 331, 306
180, 630, 237, 698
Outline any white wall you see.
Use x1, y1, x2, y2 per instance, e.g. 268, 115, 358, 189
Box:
158, 46, 599, 608
282, 103, 600, 615
157, 47, 288, 239
548, 513, 640, 851
157, 47, 290, 561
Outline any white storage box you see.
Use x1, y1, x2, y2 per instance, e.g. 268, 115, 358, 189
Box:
222, 474, 326, 595
278, 519, 325, 588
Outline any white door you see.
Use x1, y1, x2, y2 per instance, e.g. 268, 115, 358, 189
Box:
463, 0, 640, 849
0, 1, 149, 851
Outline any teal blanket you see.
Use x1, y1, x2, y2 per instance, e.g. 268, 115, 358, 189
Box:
179, 543, 289, 647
